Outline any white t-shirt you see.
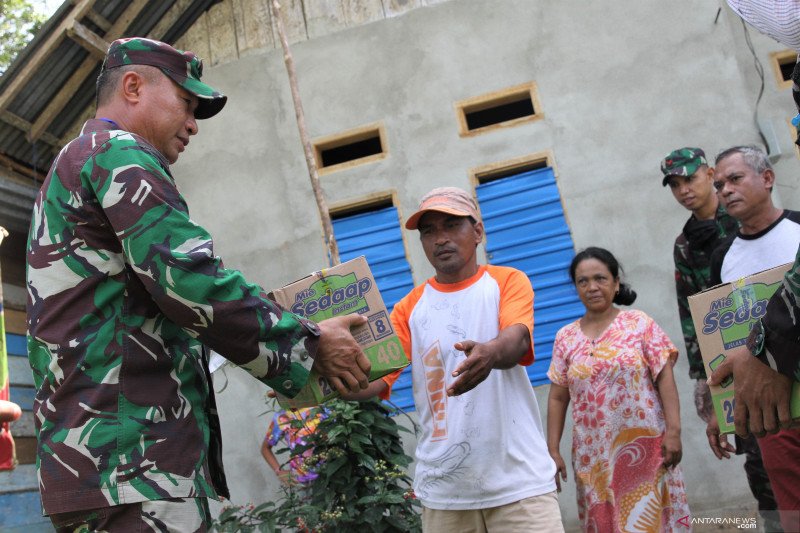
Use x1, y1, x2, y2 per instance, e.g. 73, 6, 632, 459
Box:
720, 211, 800, 282
388, 265, 556, 510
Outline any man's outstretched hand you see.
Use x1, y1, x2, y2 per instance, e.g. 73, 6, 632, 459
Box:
449, 340, 496, 396
315, 314, 371, 395
707, 345, 793, 437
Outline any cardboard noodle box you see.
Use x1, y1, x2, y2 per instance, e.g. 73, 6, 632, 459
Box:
269, 256, 409, 409
688, 262, 800, 434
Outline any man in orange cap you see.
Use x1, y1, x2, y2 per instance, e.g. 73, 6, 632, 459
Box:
382, 187, 564, 532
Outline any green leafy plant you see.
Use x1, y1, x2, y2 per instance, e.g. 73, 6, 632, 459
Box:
0, 0, 46, 74
212, 399, 421, 532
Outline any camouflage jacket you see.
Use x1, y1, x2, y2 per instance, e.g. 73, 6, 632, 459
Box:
747, 244, 800, 381
27, 119, 319, 515
673, 206, 739, 379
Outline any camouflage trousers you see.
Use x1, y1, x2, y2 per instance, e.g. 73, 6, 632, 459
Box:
49, 497, 211, 533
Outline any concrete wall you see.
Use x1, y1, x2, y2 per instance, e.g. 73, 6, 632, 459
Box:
174, 0, 800, 528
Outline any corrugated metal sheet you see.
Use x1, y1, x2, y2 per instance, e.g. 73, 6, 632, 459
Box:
332, 206, 415, 410
476, 167, 585, 386
333, 206, 415, 311
0, 178, 37, 234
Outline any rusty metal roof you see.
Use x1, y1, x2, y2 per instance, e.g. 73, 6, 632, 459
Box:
0, 0, 220, 235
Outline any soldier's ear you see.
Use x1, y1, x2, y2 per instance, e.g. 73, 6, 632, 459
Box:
120, 70, 145, 105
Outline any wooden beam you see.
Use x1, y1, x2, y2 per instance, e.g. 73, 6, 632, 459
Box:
29, 0, 149, 143
271, 0, 339, 265
0, 111, 60, 147
0, 153, 46, 183
84, 9, 112, 33
0, 0, 96, 113
67, 20, 109, 60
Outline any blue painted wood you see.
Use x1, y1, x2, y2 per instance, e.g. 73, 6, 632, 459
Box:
0, 464, 39, 492
332, 206, 415, 411
3, 522, 54, 533
476, 167, 584, 386
6, 332, 26, 357
9, 357, 34, 387
10, 385, 35, 411
0, 491, 50, 529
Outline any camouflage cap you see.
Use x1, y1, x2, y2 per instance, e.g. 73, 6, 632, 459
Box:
102, 37, 227, 119
660, 147, 707, 186
405, 187, 481, 230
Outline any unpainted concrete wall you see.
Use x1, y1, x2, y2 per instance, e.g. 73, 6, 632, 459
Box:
174, 0, 800, 528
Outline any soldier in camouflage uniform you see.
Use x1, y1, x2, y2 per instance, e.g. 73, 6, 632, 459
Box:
662, 148, 739, 408
26, 37, 371, 532
661, 148, 781, 532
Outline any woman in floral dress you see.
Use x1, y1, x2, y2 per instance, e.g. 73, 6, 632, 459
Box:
261, 407, 327, 485
547, 247, 690, 532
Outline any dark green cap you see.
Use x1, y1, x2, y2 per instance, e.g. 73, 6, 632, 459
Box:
102, 37, 227, 119
660, 147, 707, 186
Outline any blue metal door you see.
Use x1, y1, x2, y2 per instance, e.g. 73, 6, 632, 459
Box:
332, 205, 415, 409
476, 167, 584, 386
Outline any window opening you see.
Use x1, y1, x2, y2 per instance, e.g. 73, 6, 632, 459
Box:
771, 50, 797, 89
313, 123, 387, 173
456, 83, 542, 136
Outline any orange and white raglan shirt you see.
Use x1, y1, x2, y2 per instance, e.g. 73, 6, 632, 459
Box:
386, 265, 556, 510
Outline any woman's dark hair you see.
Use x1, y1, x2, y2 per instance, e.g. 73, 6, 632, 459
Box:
569, 247, 637, 306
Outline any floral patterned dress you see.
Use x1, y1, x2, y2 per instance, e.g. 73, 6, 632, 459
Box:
266, 407, 326, 484
548, 309, 691, 532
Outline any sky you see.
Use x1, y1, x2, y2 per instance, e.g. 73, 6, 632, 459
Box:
32, 0, 62, 18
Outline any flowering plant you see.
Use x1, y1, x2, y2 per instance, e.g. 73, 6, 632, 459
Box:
212, 398, 421, 532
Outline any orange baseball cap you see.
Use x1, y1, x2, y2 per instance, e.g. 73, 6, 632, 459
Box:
405, 187, 481, 230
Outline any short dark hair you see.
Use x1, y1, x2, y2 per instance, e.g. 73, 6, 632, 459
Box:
569, 246, 637, 306
95, 65, 160, 107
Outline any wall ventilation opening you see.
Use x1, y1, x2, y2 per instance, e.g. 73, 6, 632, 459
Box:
771, 50, 797, 89
456, 83, 542, 136
313, 123, 387, 173
465, 97, 535, 131
780, 59, 795, 82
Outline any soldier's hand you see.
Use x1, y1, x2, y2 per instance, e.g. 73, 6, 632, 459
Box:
707, 346, 793, 437
448, 340, 496, 396
315, 315, 371, 395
